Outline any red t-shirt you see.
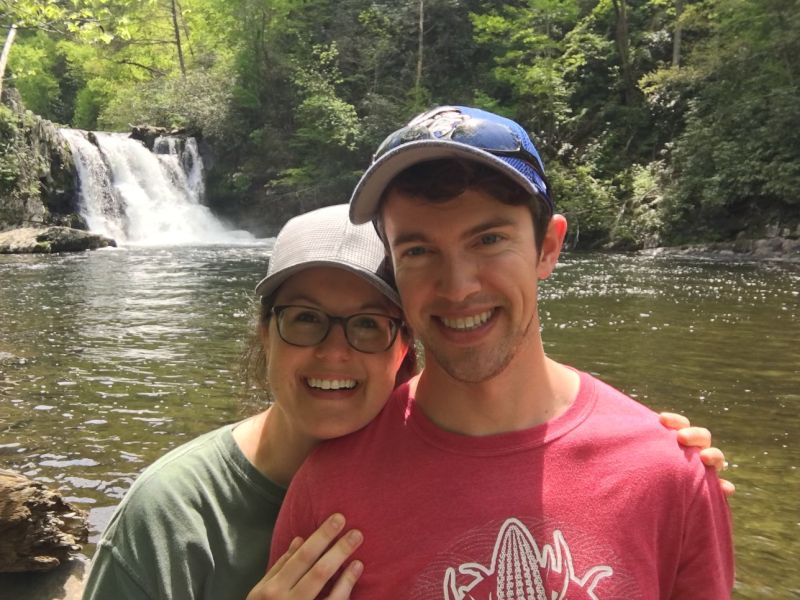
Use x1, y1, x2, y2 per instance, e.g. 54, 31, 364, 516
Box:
271, 370, 734, 599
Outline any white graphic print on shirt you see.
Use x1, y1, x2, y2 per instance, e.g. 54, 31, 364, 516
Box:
442, 518, 613, 600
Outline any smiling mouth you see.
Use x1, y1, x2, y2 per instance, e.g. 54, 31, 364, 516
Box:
305, 378, 358, 391
440, 309, 494, 331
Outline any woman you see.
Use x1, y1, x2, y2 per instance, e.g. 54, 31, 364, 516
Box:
83, 204, 727, 600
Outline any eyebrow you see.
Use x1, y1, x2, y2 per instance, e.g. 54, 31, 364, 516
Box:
278, 293, 396, 315
390, 216, 517, 247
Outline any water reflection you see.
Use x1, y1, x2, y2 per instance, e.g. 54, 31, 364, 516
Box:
0, 248, 797, 597
540, 254, 799, 598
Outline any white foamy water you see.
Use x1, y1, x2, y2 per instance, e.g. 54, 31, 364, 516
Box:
61, 129, 255, 245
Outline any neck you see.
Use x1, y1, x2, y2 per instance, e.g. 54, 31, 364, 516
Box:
232, 405, 318, 487
414, 341, 579, 436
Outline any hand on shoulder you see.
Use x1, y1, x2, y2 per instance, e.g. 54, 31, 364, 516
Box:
659, 412, 735, 497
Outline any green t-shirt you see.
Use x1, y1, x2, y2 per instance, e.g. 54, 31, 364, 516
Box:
83, 424, 286, 600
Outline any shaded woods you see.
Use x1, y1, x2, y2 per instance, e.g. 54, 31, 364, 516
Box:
2, 0, 799, 245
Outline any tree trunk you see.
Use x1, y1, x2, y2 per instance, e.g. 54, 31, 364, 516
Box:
0, 25, 18, 101
170, 0, 186, 76
0, 470, 88, 573
415, 0, 424, 100
176, 0, 194, 59
672, 0, 683, 67
611, 0, 635, 105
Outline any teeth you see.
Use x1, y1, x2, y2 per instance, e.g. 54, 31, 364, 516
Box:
441, 310, 493, 331
307, 378, 357, 390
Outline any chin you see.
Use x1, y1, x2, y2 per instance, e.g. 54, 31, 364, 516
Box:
308, 419, 367, 442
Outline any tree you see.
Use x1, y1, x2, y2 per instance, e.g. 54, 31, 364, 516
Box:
0, 24, 16, 98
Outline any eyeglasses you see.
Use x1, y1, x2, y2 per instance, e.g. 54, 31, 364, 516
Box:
373, 108, 551, 199
271, 305, 404, 354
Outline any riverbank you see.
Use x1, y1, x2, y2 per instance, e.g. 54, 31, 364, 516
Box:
641, 236, 800, 263
0, 227, 116, 253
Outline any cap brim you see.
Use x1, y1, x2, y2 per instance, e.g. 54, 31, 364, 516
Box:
255, 260, 401, 307
349, 140, 545, 224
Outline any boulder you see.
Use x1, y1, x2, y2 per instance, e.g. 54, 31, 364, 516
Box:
0, 227, 116, 254
0, 469, 88, 573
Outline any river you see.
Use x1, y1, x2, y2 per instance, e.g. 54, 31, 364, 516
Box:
0, 246, 797, 598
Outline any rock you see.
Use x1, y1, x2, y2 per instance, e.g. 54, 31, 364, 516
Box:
640, 237, 800, 263
0, 227, 116, 254
129, 124, 169, 151
0, 100, 79, 230
0, 469, 89, 573
0, 556, 88, 600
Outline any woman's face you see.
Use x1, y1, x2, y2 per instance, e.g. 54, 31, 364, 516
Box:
264, 266, 409, 441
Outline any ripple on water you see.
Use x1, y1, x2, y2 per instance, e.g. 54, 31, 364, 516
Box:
2, 248, 797, 597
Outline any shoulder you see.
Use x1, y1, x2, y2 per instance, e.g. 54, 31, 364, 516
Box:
100, 425, 235, 541
88, 425, 239, 598
576, 371, 711, 481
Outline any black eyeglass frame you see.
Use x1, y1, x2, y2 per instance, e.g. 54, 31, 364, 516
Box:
271, 304, 404, 354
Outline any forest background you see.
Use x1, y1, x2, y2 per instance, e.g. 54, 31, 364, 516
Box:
1, 0, 798, 248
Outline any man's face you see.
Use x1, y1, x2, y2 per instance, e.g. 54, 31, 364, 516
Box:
382, 187, 563, 383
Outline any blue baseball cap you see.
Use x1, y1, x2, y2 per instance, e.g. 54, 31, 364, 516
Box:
349, 105, 553, 224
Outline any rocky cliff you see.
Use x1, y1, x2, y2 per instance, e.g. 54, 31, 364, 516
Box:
0, 90, 82, 232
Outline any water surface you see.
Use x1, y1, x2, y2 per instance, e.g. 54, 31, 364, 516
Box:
0, 248, 797, 598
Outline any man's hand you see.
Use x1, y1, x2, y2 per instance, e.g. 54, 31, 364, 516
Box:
659, 412, 736, 498
247, 513, 364, 600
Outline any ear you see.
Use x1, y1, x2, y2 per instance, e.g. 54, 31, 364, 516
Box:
536, 214, 568, 280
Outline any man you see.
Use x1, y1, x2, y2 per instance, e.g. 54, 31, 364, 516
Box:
270, 106, 734, 598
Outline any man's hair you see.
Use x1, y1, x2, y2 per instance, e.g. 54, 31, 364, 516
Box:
375, 159, 551, 255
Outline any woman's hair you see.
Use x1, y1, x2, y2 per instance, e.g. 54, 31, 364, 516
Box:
240, 292, 418, 409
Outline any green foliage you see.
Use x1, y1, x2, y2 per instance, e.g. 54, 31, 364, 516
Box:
0, 105, 44, 225
660, 0, 800, 242
291, 43, 361, 154
3, 0, 797, 243
0, 105, 20, 193
99, 66, 235, 139
548, 161, 617, 249
7, 32, 60, 118
610, 162, 667, 248
71, 78, 113, 129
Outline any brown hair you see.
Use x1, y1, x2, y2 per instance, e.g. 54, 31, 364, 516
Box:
376, 159, 551, 255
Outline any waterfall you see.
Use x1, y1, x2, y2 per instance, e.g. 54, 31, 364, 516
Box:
61, 129, 255, 245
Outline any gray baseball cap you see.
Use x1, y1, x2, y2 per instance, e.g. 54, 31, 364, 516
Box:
255, 204, 400, 306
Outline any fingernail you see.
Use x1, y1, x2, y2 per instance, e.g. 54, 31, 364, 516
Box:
346, 529, 363, 545
329, 513, 345, 531
350, 560, 364, 577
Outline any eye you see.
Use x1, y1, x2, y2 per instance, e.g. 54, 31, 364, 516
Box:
351, 315, 381, 330
403, 246, 428, 257
291, 309, 323, 324
479, 233, 503, 246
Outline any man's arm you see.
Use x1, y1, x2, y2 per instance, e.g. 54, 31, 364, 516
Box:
670, 464, 735, 598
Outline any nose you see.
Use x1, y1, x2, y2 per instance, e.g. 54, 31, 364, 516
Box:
314, 321, 352, 361
435, 253, 481, 303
